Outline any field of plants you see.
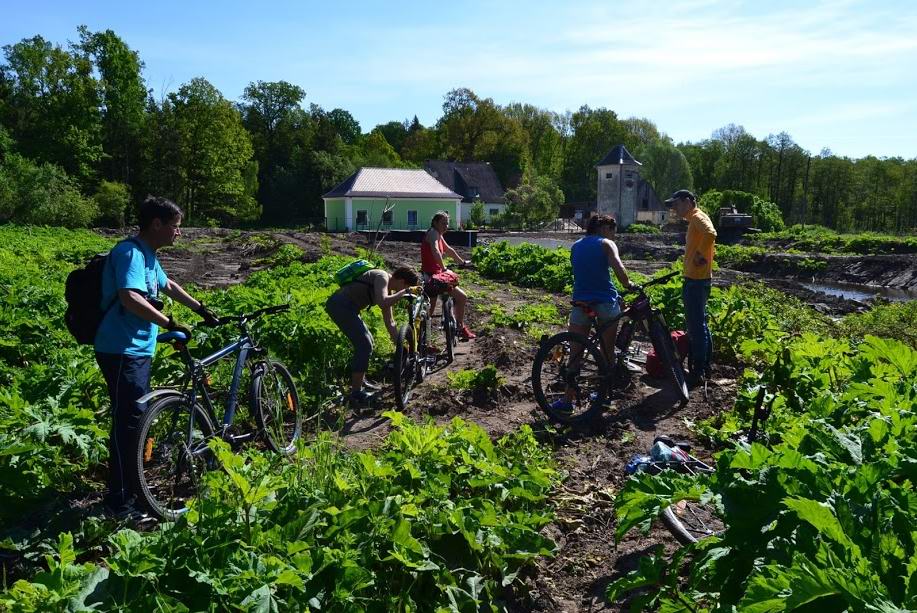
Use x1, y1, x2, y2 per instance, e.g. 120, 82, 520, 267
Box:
2, 226, 916, 611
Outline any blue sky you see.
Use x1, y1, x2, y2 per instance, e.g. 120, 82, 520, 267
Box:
3, 0, 916, 158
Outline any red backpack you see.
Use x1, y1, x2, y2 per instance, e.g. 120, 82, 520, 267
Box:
645, 330, 688, 378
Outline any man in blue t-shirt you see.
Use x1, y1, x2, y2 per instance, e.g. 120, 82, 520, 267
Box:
553, 214, 636, 414
95, 196, 218, 516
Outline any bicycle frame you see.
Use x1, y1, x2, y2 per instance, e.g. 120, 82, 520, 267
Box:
579, 293, 659, 368
175, 325, 266, 449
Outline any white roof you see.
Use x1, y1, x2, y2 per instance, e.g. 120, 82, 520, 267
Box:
323, 168, 462, 199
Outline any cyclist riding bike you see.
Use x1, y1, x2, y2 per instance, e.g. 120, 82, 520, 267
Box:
421, 211, 475, 341
325, 266, 420, 406
552, 213, 637, 415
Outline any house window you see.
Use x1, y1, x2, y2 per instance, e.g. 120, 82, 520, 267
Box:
642, 198, 649, 210
356, 210, 368, 227
489, 208, 499, 217
382, 210, 393, 225
407, 210, 418, 226
605, 172, 614, 179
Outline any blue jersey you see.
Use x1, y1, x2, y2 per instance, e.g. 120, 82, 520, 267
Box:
571, 235, 618, 303
94, 238, 168, 357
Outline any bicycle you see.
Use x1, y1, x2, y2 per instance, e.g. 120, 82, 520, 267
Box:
531, 271, 689, 423
134, 304, 302, 520
650, 340, 793, 544
392, 291, 436, 411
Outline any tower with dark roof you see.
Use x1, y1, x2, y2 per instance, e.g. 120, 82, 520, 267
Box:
596, 145, 641, 228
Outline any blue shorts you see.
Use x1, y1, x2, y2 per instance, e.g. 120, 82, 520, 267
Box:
569, 301, 621, 327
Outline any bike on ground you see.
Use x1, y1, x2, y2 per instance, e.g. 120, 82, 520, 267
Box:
532, 271, 689, 424
134, 304, 301, 520
636, 340, 792, 545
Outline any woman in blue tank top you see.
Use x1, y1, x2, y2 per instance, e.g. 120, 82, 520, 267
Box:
553, 214, 636, 414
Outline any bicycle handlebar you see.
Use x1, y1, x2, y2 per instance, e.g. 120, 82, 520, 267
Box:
214, 304, 290, 326
623, 270, 680, 295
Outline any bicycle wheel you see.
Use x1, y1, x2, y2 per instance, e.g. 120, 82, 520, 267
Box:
648, 317, 690, 404
661, 499, 724, 546
442, 297, 457, 364
532, 332, 608, 423
251, 360, 302, 454
135, 395, 215, 520
393, 323, 418, 411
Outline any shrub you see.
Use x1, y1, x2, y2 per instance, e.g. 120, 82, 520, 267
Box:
623, 223, 660, 234
93, 180, 131, 227
0, 155, 98, 227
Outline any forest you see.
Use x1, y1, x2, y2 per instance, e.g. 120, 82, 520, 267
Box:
2, 26, 916, 232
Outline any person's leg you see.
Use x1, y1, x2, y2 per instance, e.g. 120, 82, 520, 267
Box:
596, 302, 622, 365
558, 307, 592, 406
326, 294, 373, 396
96, 352, 151, 508
700, 279, 713, 374
451, 286, 467, 327
682, 279, 706, 377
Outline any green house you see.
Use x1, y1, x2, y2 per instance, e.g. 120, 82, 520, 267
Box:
323, 168, 463, 232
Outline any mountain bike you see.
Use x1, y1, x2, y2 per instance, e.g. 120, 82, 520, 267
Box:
531, 271, 689, 423
134, 304, 301, 520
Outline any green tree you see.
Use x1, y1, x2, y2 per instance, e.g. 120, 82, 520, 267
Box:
437, 88, 528, 187
638, 140, 693, 204
327, 108, 361, 145
0, 34, 103, 187
240, 80, 310, 223
503, 103, 564, 181
467, 199, 486, 229
78, 27, 146, 187
0, 153, 97, 226
374, 120, 410, 155
503, 174, 564, 229
350, 129, 404, 168
560, 106, 628, 203
93, 179, 130, 226
150, 78, 258, 223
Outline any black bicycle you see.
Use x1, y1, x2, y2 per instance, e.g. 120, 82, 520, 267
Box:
532, 271, 689, 423
134, 305, 302, 520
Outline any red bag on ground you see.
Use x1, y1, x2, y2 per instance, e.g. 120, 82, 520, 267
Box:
424, 270, 460, 296
645, 330, 688, 379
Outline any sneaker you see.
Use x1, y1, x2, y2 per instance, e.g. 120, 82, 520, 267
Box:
349, 389, 376, 409
550, 398, 574, 417
459, 325, 476, 341
362, 379, 382, 391
103, 497, 152, 523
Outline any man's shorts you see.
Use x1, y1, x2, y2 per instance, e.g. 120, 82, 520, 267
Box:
569, 301, 621, 327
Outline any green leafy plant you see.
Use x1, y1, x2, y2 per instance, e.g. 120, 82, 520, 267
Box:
447, 365, 506, 391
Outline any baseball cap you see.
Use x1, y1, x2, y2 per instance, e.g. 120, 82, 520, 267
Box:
664, 189, 696, 205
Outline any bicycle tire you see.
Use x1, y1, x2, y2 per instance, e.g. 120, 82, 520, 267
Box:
532, 331, 609, 423
648, 317, 690, 404
251, 360, 302, 454
393, 323, 417, 411
135, 395, 215, 520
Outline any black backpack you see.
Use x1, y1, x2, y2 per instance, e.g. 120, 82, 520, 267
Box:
64, 237, 144, 345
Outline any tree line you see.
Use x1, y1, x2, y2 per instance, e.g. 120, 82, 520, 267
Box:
1, 27, 915, 233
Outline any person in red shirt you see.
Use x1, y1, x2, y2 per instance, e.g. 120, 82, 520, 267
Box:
421, 211, 475, 340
